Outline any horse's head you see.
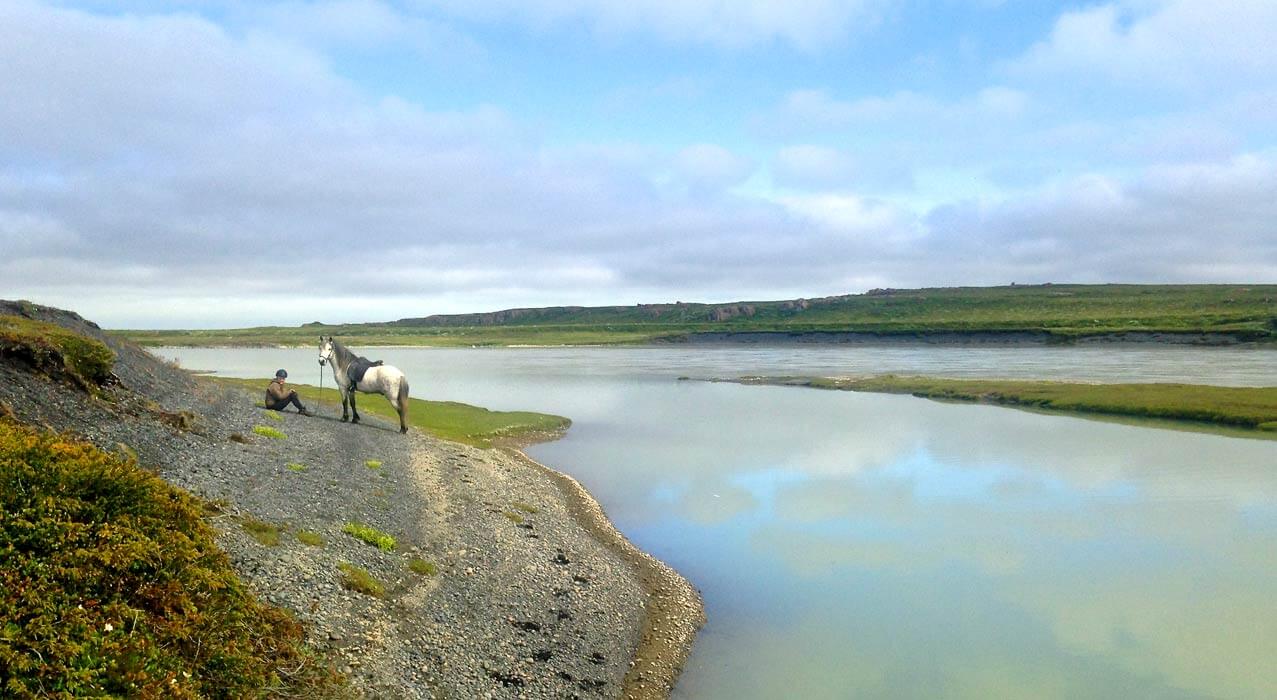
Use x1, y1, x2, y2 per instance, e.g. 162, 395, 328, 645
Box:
318, 336, 334, 366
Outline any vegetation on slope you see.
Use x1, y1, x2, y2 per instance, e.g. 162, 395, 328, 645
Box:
113, 284, 1277, 347
743, 375, 1277, 432
0, 420, 340, 698
209, 377, 571, 448
1, 314, 116, 390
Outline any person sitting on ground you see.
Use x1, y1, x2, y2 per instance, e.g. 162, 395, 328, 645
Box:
265, 369, 312, 416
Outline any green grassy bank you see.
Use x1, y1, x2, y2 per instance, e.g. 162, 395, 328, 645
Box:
739, 375, 1277, 434
113, 284, 1277, 347
211, 377, 570, 448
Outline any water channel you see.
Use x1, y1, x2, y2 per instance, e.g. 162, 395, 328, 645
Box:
156, 345, 1277, 699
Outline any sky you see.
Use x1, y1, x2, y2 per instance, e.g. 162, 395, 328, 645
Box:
1, 0, 1275, 328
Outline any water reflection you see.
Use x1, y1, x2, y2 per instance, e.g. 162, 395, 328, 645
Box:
156, 346, 1277, 699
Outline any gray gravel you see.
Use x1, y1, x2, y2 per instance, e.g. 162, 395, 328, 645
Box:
0, 300, 704, 699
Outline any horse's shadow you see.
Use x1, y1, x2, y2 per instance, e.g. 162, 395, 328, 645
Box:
305, 412, 400, 434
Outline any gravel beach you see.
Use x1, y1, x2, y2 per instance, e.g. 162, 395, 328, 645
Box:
0, 301, 704, 699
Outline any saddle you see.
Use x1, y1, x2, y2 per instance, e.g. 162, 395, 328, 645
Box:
346, 357, 383, 388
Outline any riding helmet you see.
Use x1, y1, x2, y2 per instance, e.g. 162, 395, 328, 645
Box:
275, 369, 287, 378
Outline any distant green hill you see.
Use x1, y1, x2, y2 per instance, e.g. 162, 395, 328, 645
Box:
115, 284, 1277, 347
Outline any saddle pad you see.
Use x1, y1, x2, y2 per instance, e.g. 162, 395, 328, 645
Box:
347, 357, 383, 385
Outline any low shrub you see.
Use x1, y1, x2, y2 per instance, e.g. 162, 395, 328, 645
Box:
341, 522, 396, 551
0, 420, 340, 697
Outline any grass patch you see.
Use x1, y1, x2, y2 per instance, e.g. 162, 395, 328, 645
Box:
337, 563, 384, 598
502, 511, 525, 525
750, 375, 1277, 432
296, 530, 325, 547
252, 425, 287, 439
286, 462, 308, 472
240, 516, 282, 547
0, 419, 340, 696
262, 410, 283, 421
407, 558, 438, 576
208, 377, 571, 448
365, 459, 382, 469
511, 501, 540, 514
0, 314, 116, 391
342, 522, 396, 551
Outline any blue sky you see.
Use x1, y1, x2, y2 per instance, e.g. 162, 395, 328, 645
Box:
2, 0, 1275, 326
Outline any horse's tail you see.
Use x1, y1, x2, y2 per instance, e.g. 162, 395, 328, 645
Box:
397, 376, 410, 430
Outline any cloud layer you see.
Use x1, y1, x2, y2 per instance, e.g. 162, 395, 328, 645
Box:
1, 0, 1275, 326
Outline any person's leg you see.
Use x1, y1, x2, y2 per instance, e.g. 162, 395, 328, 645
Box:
286, 391, 311, 414
265, 397, 288, 411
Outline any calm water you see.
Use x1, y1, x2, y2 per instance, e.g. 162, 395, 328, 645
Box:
159, 345, 1277, 699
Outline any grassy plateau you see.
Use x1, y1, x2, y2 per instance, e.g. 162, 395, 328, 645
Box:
113, 284, 1277, 347
739, 375, 1277, 434
212, 376, 570, 447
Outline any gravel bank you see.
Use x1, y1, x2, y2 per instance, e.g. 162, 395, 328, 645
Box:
0, 301, 704, 699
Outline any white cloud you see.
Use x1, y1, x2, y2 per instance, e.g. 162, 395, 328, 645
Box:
672, 144, 755, 189
1008, 0, 1277, 91
772, 145, 857, 189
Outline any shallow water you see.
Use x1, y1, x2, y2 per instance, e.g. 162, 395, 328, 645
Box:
158, 345, 1277, 699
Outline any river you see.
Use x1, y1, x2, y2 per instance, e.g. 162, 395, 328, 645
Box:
156, 345, 1277, 699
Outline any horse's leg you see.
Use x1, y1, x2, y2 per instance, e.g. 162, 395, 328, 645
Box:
350, 388, 360, 424
340, 387, 350, 422
396, 378, 409, 434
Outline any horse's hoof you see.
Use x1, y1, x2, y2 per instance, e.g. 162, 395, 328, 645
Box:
352, 418, 360, 424
340, 417, 349, 423
400, 427, 408, 434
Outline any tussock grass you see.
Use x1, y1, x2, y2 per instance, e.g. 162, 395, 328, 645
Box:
296, 530, 324, 547
262, 410, 283, 421
764, 375, 1277, 431
365, 459, 382, 469
337, 563, 384, 597
240, 516, 282, 547
0, 420, 340, 697
252, 425, 287, 439
286, 462, 308, 472
408, 558, 438, 576
342, 522, 396, 551
502, 511, 525, 525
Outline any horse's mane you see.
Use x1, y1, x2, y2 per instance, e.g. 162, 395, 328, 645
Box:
329, 339, 357, 368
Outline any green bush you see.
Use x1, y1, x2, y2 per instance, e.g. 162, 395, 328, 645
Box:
0, 420, 339, 698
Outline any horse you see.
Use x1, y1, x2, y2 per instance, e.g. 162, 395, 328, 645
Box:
317, 336, 410, 434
